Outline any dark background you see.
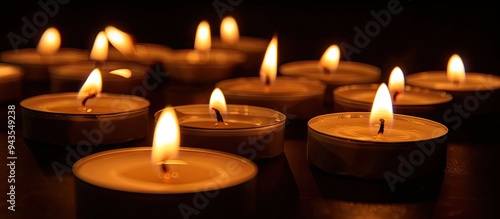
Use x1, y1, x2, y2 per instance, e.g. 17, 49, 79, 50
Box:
1, 0, 499, 81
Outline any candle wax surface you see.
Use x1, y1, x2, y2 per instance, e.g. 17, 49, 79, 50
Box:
73, 147, 258, 194
216, 76, 325, 96
335, 84, 452, 105
0, 48, 89, 65
0, 64, 23, 80
49, 61, 148, 80
406, 71, 500, 91
212, 36, 269, 53
180, 115, 280, 129
279, 60, 381, 84
167, 49, 246, 65
309, 113, 448, 142
20, 92, 149, 115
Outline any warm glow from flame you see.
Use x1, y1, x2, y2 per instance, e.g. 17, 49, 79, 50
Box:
90, 31, 109, 61
447, 54, 465, 84
221, 16, 239, 46
369, 83, 394, 135
209, 88, 227, 118
37, 27, 61, 55
105, 26, 135, 57
151, 106, 180, 166
319, 44, 340, 73
77, 68, 102, 101
194, 20, 211, 51
388, 66, 405, 100
109, 69, 132, 78
260, 34, 278, 86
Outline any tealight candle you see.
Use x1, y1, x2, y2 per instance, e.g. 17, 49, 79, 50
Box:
0, 27, 89, 82
103, 26, 172, 66
20, 68, 150, 146
333, 66, 453, 123
162, 20, 246, 84
0, 63, 23, 103
211, 16, 270, 77
156, 88, 286, 160
406, 54, 500, 114
308, 83, 449, 179
279, 44, 381, 108
216, 35, 327, 121
73, 106, 258, 219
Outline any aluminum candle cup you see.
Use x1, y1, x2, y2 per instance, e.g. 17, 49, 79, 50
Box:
73, 147, 258, 219
216, 76, 326, 121
20, 92, 149, 146
0, 63, 23, 103
406, 71, 500, 114
333, 84, 453, 123
106, 43, 172, 66
307, 112, 449, 179
212, 36, 269, 77
0, 48, 89, 82
49, 61, 149, 94
279, 60, 381, 107
161, 49, 246, 84
155, 104, 286, 160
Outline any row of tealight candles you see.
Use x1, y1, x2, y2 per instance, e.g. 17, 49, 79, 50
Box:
1, 15, 500, 218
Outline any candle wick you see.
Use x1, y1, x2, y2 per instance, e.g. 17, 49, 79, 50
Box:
392, 91, 401, 102
212, 107, 228, 127
81, 91, 97, 107
264, 75, 271, 92
376, 118, 385, 139
161, 163, 168, 174
320, 65, 330, 74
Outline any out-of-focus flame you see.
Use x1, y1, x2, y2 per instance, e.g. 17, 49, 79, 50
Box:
319, 44, 340, 73
220, 16, 239, 46
37, 27, 61, 55
151, 106, 180, 167
194, 20, 211, 51
447, 54, 465, 84
105, 26, 135, 57
260, 34, 277, 87
109, 69, 132, 78
369, 83, 394, 136
388, 66, 405, 101
90, 31, 109, 61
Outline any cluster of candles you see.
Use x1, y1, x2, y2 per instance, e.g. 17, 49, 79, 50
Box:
2, 15, 500, 217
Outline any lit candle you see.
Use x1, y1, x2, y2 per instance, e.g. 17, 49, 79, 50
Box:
49, 31, 148, 94
73, 106, 258, 218
156, 88, 287, 160
216, 35, 327, 121
333, 66, 453, 123
161, 20, 247, 84
279, 44, 381, 108
104, 26, 172, 66
406, 54, 500, 114
211, 16, 270, 77
20, 68, 150, 146
0, 63, 23, 103
0, 27, 89, 82
308, 83, 449, 179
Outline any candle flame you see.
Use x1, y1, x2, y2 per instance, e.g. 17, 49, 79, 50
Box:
388, 66, 405, 101
221, 16, 239, 46
151, 106, 180, 166
319, 44, 340, 73
260, 34, 278, 87
90, 31, 109, 61
369, 83, 394, 136
195, 20, 211, 51
447, 54, 465, 84
37, 27, 61, 55
77, 68, 102, 101
109, 69, 132, 78
105, 26, 136, 57
209, 88, 227, 119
